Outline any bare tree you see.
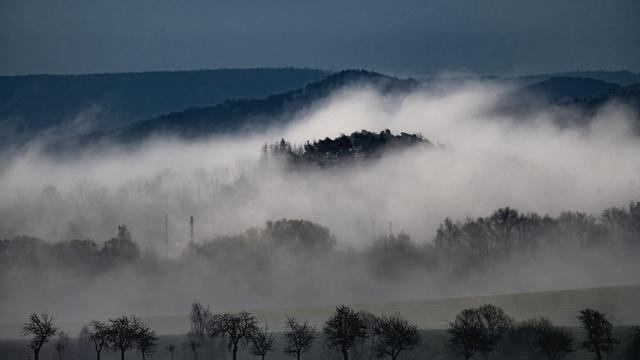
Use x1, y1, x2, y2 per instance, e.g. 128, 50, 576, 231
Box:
515, 317, 573, 360
283, 317, 317, 360
188, 301, 211, 360
370, 313, 419, 360
208, 311, 258, 360
323, 306, 369, 360
448, 309, 486, 360
187, 331, 201, 360
578, 309, 618, 360
476, 304, 513, 359
107, 315, 140, 360
54, 331, 69, 360
249, 325, 275, 360
20, 313, 58, 360
134, 321, 157, 360
448, 305, 512, 360
87, 320, 109, 360
166, 344, 176, 360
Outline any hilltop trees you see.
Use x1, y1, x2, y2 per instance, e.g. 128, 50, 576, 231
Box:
283, 317, 317, 360
370, 313, 419, 360
323, 306, 369, 360
578, 309, 618, 360
208, 311, 259, 360
20, 312, 58, 360
264, 129, 429, 167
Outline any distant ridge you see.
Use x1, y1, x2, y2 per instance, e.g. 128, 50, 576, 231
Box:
498, 76, 640, 122
515, 70, 640, 86
523, 77, 621, 101
50, 70, 418, 153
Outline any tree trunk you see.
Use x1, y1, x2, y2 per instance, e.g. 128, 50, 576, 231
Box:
120, 349, 125, 360
57, 351, 62, 360
342, 348, 349, 360
596, 352, 602, 360
232, 347, 238, 360
296, 351, 301, 360
33, 350, 39, 360
96, 350, 101, 360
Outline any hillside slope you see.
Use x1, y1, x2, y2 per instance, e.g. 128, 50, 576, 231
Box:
0, 68, 329, 149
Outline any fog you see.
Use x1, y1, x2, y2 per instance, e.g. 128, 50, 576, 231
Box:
1, 81, 639, 331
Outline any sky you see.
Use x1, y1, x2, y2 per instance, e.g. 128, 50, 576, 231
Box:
1, 0, 639, 76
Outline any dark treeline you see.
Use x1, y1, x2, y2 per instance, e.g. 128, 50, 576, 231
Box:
263, 129, 430, 167
2, 202, 638, 279
19, 304, 640, 360
434, 203, 640, 271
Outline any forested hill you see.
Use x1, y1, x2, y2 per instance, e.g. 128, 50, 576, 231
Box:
264, 129, 430, 167
0, 68, 328, 150
50, 70, 418, 152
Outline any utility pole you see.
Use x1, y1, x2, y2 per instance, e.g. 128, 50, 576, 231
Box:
189, 216, 194, 244
371, 218, 376, 239
164, 214, 169, 256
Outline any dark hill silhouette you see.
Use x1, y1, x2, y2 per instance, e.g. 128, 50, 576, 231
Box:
496, 77, 640, 131
0, 68, 328, 150
514, 70, 640, 87
523, 77, 620, 101
50, 70, 418, 153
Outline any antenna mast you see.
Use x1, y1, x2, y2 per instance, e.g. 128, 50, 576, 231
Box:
164, 214, 169, 256
189, 216, 194, 244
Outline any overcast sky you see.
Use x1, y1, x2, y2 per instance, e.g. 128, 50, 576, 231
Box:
1, 0, 639, 76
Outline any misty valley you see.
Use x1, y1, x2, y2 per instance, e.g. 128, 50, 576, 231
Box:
1, 69, 640, 360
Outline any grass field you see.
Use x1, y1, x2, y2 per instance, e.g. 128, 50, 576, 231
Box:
138, 284, 640, 336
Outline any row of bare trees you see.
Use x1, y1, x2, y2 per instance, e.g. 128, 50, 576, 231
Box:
20, 313, 156, 360
20, 305, 636, 360
183, 302, 418, 360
